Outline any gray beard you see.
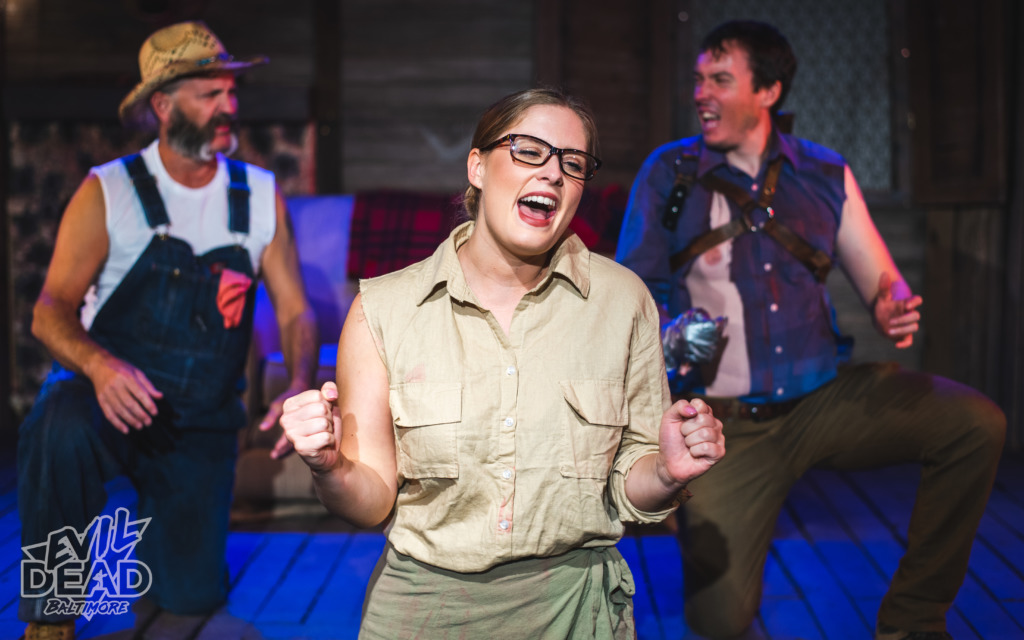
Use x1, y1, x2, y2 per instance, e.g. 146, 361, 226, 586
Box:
193, 134, 239, 161
166, 107, 239, 161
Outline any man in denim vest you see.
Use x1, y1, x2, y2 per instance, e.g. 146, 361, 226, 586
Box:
617, 20, 1005, 640
18, 22, 317, 640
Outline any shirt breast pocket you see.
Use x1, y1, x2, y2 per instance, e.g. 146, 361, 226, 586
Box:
390, 382, 462, 480
559, 379, 628, 479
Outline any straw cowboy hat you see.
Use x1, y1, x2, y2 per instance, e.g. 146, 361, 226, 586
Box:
119, 21, 268, 127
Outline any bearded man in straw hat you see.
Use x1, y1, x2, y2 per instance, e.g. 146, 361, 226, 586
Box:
18, 21, 318, 639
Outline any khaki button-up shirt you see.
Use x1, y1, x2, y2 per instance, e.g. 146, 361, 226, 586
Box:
360, 221, 674, 573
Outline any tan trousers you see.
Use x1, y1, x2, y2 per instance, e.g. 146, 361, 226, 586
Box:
360, 544, 636, 639
679, 362, 1005, 638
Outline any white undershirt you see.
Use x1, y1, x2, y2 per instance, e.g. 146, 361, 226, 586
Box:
81, 140, 276, 330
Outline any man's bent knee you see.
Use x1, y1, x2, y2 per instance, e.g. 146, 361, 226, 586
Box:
685, 593, 759, 639
18, 385, 105, 469
947, 387, 1006, 461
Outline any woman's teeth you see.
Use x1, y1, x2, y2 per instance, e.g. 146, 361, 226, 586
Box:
519, 195, 557, 212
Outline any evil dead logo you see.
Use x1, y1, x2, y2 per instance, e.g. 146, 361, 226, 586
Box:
21, 508, 152, 620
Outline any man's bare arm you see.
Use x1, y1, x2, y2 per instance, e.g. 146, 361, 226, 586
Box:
258, 189, 319, 455
32, 174, 163, 432
836, 166, 922, 348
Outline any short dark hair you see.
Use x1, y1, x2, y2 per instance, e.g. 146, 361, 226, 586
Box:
700, 20, 797, 114
463, 87, 599, 220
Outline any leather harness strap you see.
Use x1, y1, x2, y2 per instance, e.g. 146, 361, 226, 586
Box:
759, 217, 833, 283
661, 162, 697, 231
668, 218, 748, 272
667, 156, 833, 283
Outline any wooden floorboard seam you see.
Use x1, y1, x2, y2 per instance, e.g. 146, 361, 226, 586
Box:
296, 534, 355, 625
781, 500, 875, 635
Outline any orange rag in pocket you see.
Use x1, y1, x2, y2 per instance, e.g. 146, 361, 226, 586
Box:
216, 268, 253, 328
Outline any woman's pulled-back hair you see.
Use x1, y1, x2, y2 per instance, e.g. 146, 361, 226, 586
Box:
463, 87, 599, 220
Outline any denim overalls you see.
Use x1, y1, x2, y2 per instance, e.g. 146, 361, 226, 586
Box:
19, 155, 258, 621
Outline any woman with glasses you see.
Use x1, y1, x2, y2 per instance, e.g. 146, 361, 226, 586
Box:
279, 88, 725, 639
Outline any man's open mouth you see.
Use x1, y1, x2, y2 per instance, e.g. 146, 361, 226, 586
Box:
699, 110, 721, 128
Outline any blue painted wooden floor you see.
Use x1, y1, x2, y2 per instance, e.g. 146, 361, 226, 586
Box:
2, 452, 1023, 639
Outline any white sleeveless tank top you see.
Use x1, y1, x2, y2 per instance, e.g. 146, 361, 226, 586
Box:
82, 140, 276, 329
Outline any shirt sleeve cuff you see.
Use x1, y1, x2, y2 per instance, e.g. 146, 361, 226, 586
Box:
608, 452, 691, 524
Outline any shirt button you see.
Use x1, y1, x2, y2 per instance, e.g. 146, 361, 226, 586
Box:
499, 520, 510, 530
751, 183, 758, 191
502, 469, 512, 480
770, 303, 779, 313
504, 417, 515, 427
763, 263, 773, 272
776, 387, 785, 396
775, 345, 783, 354
506, 365, 516, 376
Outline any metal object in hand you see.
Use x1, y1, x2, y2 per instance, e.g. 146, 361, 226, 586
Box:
662, 308, 728, 369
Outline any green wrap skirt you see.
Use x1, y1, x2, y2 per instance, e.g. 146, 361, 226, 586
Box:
359, 544, 637, 639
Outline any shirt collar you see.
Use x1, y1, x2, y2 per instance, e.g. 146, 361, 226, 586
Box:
772, 130, 800, 171
697, 126, 800, 177
416, 220, 592, 306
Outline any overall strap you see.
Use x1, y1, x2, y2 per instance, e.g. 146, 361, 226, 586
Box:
226, 158, 251, 235
122, 154, 170, 229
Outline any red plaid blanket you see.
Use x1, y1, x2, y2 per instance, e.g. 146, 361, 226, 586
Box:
347, 190, 462, 279
346, 186, 627, 279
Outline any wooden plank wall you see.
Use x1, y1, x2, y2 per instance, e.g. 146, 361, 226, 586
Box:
1, 0, 11, 434
313, 0, 343, 193
535, 0, 678, 189
1004, 2, 1024, 450
4, 0, 315, 121
923, 208, 1006, 399
907, 0, 1007, 205
338, 0, 533, 193
907, 0, 1020, 443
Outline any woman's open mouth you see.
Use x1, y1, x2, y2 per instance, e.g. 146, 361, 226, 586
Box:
517, 194, 558, 227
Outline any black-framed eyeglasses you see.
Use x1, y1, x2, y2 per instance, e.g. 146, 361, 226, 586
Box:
481, 133, 602, 181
